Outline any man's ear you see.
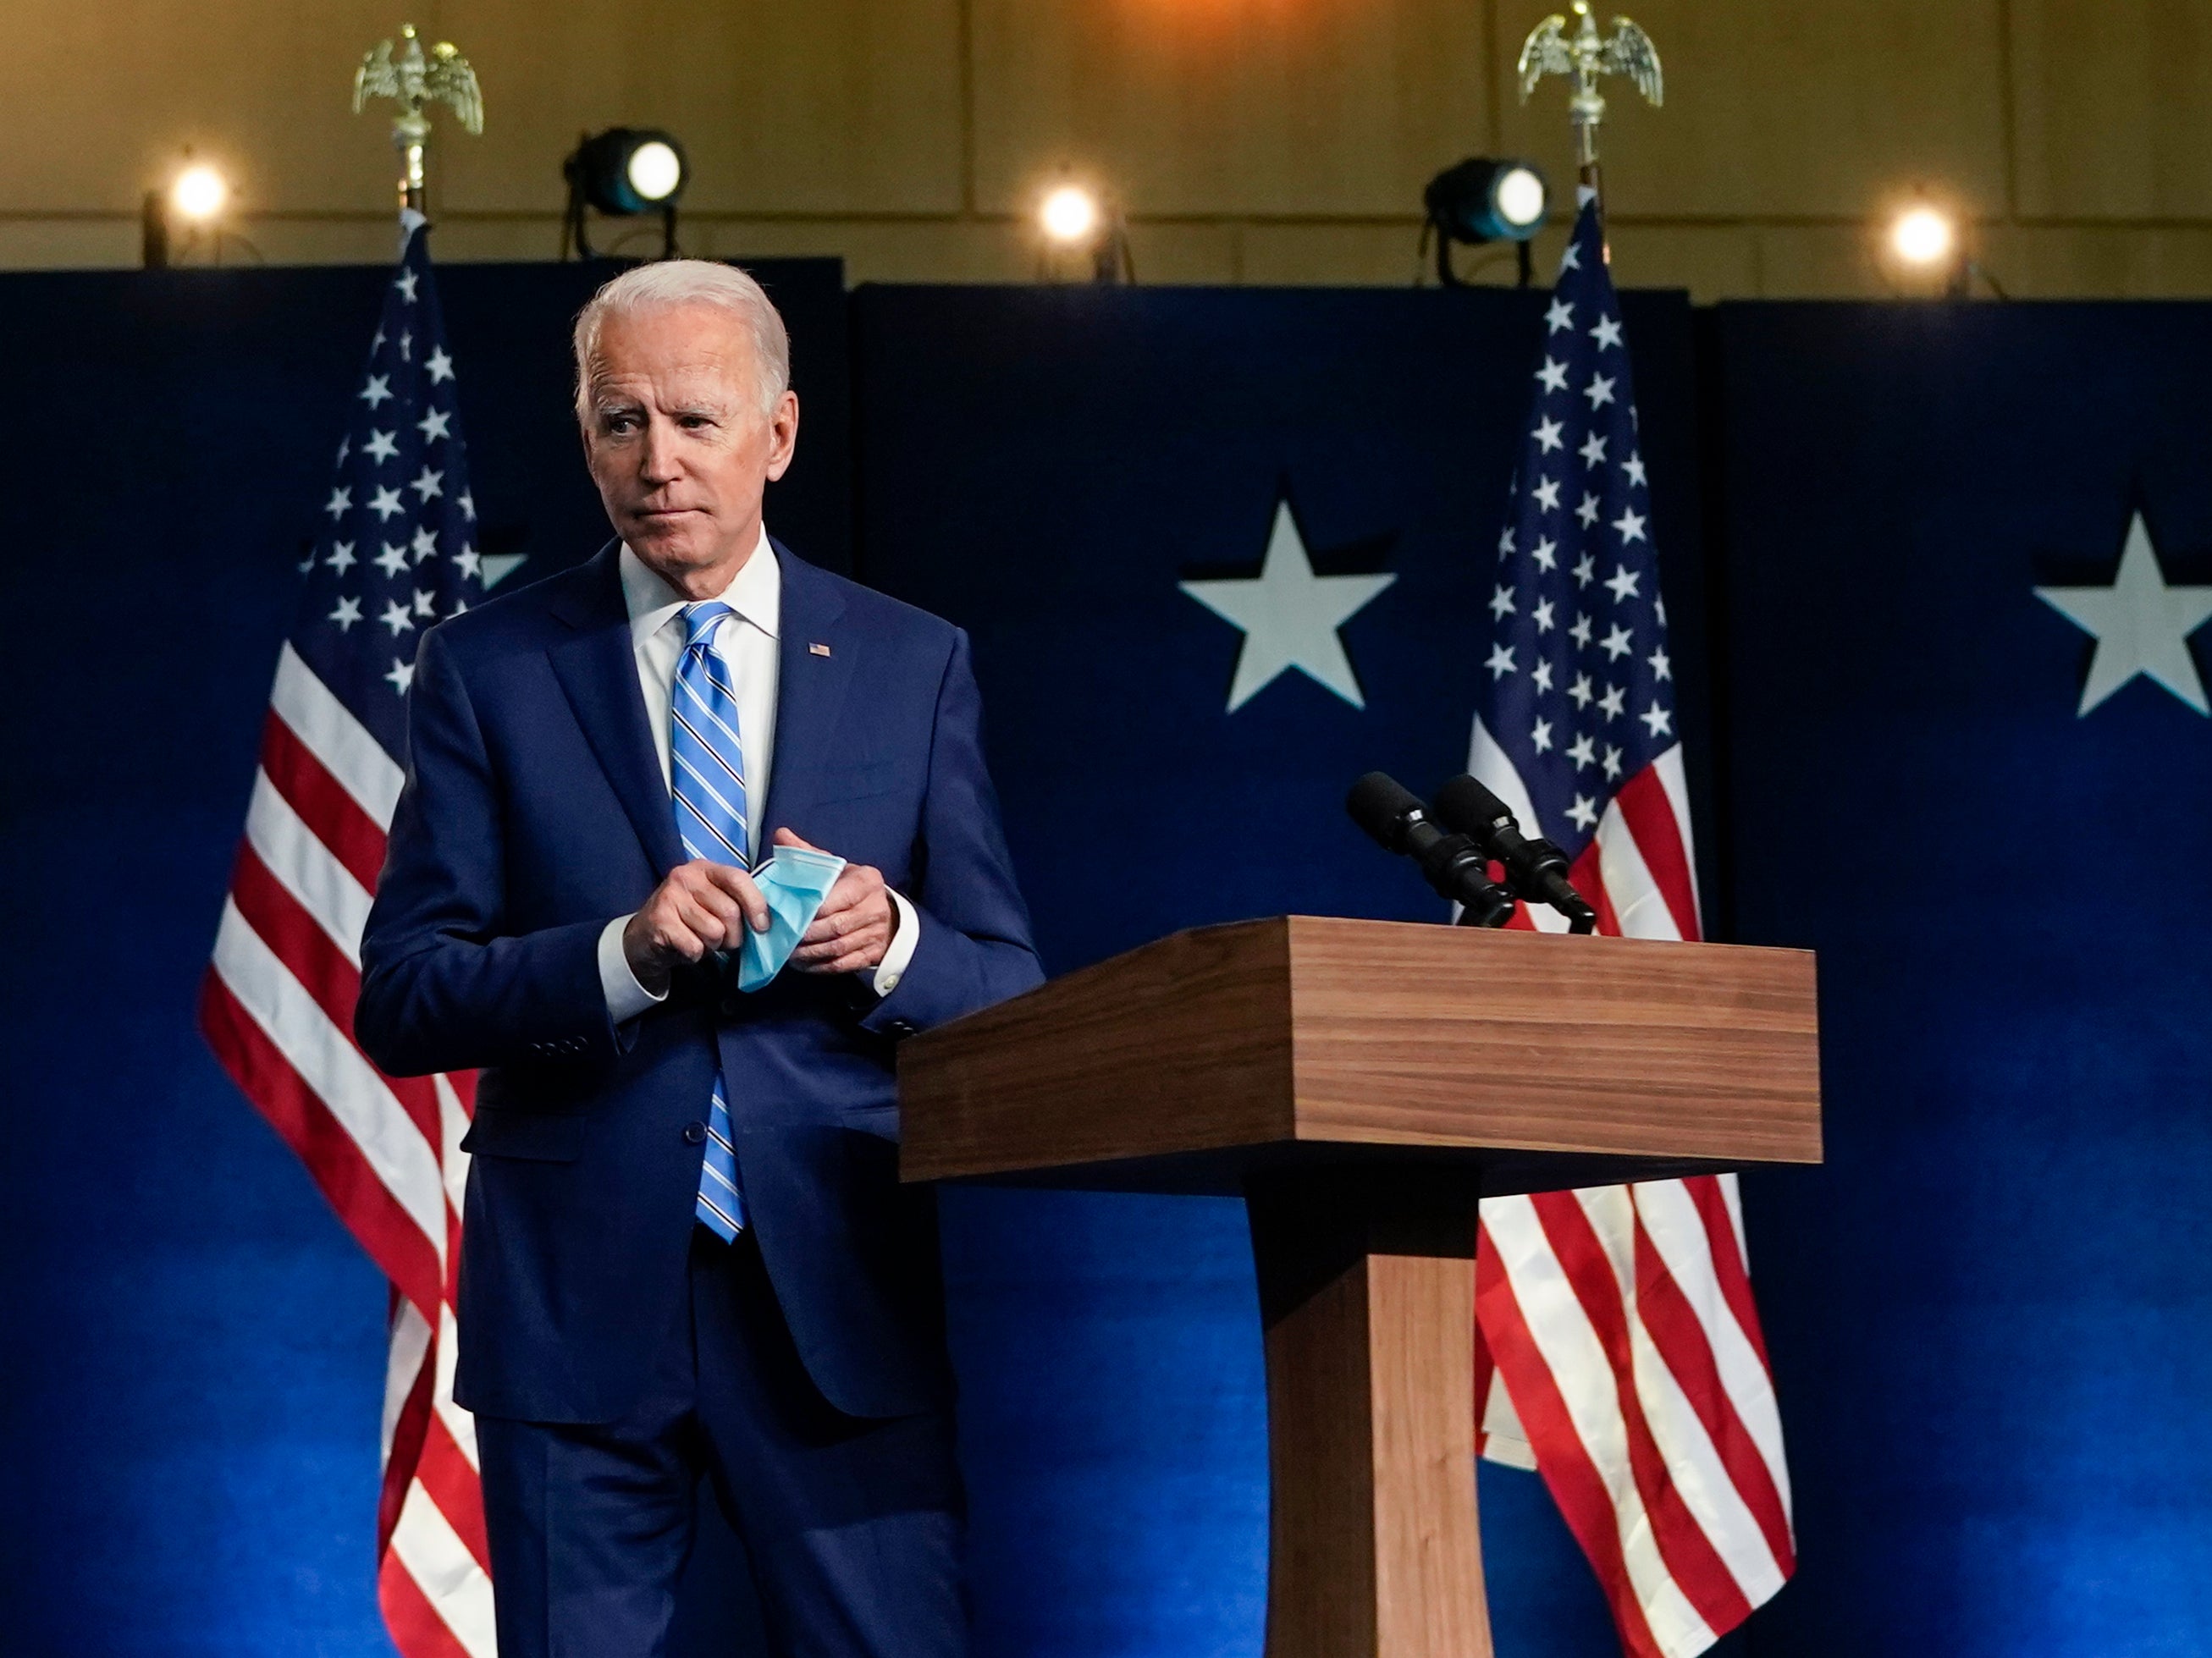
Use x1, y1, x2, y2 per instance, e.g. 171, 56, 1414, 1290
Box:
764, 389, 801, 483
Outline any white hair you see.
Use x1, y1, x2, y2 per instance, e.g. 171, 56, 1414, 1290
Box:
572, 260, 791, 421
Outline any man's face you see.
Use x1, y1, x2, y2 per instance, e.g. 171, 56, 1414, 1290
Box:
580, 302, 799, 592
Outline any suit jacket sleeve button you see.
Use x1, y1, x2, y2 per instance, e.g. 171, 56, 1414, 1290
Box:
682, 1121, 708, 1145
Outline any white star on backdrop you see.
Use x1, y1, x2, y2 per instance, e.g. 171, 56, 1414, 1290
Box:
1180, 499, 1397, 712
2036, 511, 2212, 715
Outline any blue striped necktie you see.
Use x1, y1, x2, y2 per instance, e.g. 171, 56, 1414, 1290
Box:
671, 600, 748, 1242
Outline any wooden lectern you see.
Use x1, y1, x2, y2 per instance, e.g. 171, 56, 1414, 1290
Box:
897, 916, 1822, 1658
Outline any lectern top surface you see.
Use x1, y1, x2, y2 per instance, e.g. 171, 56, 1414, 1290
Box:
896, 916, 1821, 1190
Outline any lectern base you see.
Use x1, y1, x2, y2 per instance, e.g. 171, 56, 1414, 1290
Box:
1246, 1170, 1492, 1658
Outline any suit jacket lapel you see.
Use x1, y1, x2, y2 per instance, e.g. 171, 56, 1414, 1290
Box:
761, 541, 853, 837
546, 544, 685, 875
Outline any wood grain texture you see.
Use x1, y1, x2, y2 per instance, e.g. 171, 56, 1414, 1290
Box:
897, 917, 1821, 1186
896, 919, 1295, 1182
1284, 915, 1822, 1165
1249, 1175, 1490, 1658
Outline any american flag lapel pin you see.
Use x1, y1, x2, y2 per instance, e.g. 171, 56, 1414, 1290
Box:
809, 642, 832, 657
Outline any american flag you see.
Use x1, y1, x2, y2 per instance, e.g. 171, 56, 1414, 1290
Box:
199, 220, 495, 1658
1468, 198, 1797, 1658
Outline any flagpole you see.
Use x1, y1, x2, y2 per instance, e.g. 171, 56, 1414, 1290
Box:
1515, 0, 1663, 256
353, 23, 484, 225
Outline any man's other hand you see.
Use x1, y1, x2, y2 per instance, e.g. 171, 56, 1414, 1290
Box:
776, 829, 896, 975
622, 859, 770, 994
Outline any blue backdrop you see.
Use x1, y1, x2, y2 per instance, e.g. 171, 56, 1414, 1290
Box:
1714, 302, 2212, 1656
3, 262, 2208, 1658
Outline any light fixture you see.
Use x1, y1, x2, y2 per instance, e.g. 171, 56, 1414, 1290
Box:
143, 154, 234, 269
1882, 196, 2005, 300
1034, 175, 1133, 284
1040, 185, 1100, 246
563, 128, 690, 260
1890, 206, 1953, 267
1422, 157, 1550, 288
171, 164, 229, 223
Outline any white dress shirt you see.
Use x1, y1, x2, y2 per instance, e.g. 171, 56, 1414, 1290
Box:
595, 527, 919, 1022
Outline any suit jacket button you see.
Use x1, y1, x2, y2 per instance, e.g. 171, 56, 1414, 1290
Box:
888, 1019, 917, 1038
718, 995, 740, 1018
682, 1121, 708, 1145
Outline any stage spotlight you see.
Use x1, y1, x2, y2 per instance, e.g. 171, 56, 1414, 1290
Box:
1034, 177, 1133, 284
1422, 157, 1550, 288
563, 128, 689, 260
625, 139, 684, 206
1040, 185, 1100, 246
171, 164, 229, 223
1881, 197, 2007, 299
143, 157, 236, 270
1890, 206, 1953, 267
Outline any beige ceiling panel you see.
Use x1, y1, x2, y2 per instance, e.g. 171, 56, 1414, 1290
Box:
0, 0, 416, 215
971, 0, 1493, 218
438, 0, 964, 217
1492, 0, 2008, 220
2011, 0, 2212, 218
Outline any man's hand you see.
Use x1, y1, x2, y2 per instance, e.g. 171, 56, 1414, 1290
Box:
776, 828, 896, 975
622, 859, 770, 995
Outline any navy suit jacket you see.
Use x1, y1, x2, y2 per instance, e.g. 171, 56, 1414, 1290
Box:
356, 541, 1042, 1424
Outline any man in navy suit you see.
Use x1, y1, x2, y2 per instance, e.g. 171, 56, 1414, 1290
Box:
356, 260, 1041, 1658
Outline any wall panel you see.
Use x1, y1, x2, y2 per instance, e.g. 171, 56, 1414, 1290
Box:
969, 0, 1492, 218
2011, 0, 2212, 218
439, 0, 966, 216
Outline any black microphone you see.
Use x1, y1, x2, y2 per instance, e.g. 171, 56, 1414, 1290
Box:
1346, 772, 1517, 928
1431, 774, 1599, 934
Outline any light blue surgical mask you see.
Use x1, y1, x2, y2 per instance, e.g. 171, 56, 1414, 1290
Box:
738, 845, 847, 992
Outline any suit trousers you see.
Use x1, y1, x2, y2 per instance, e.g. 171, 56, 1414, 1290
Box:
476, 1230, 971, 1658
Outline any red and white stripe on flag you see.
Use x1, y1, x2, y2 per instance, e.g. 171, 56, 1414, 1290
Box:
201, 642, 497, 1657
1470, 720, 1796, 1658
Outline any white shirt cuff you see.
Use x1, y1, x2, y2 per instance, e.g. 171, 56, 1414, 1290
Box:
599, 914, 668, 1024
869, 890, 920, 997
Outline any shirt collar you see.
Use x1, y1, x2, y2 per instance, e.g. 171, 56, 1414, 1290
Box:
618, 524, 781, 649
